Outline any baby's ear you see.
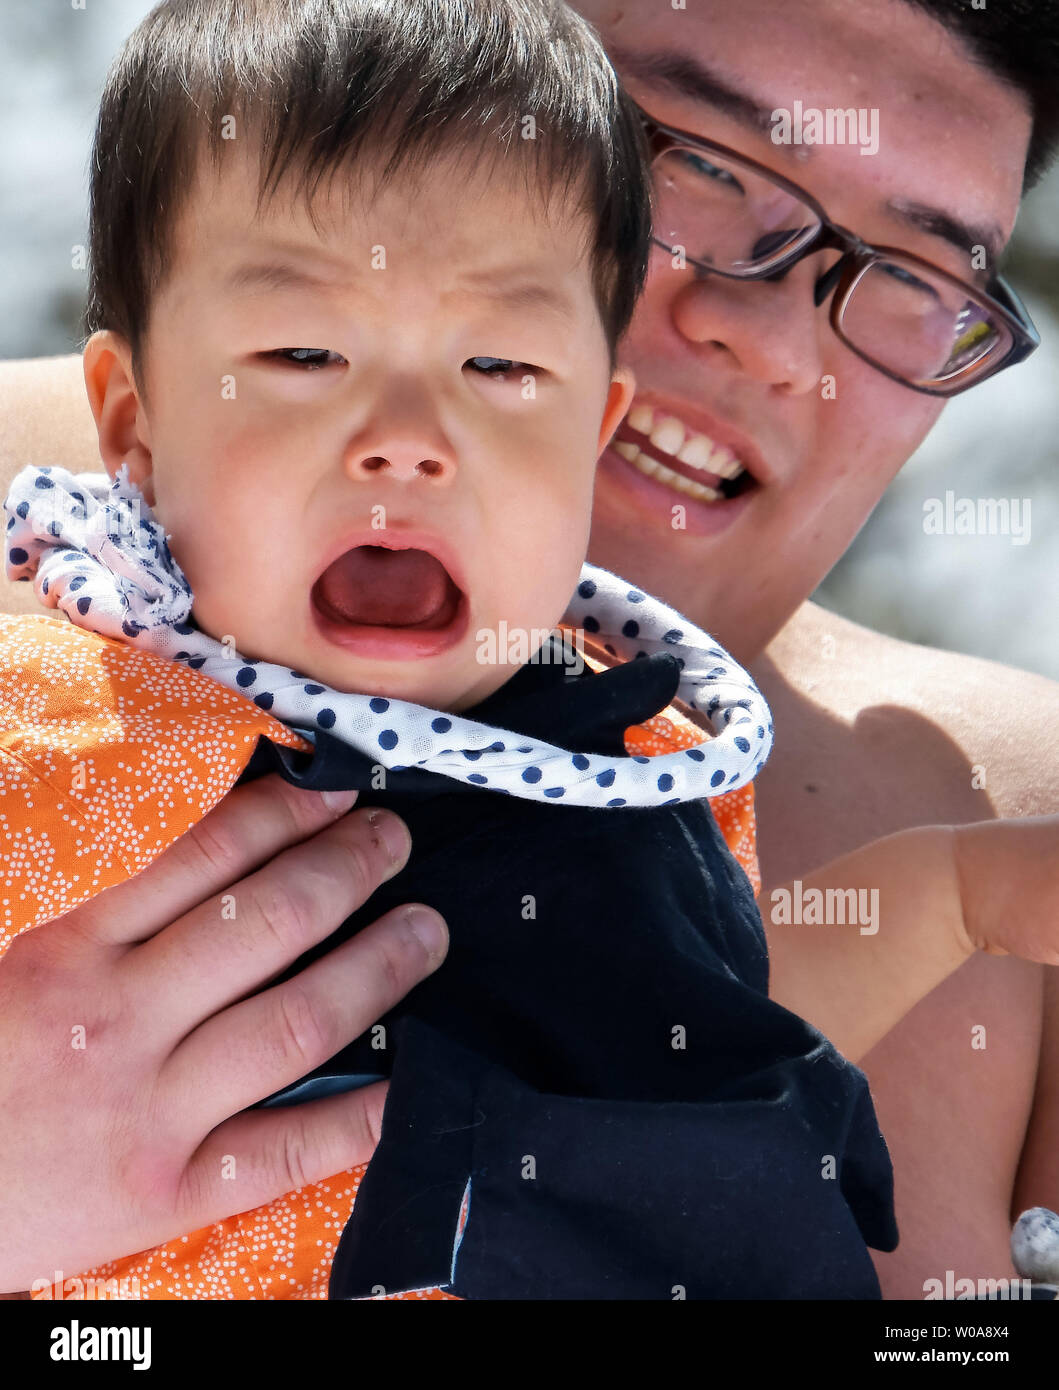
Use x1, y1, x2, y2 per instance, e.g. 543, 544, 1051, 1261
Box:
82, 330, 155, 505
596, 364, 637, 457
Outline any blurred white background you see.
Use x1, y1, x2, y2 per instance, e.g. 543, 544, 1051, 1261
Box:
1, 0, 1055, 676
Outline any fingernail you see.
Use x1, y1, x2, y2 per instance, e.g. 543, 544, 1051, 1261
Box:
402, 904, 447, 959
367, 808, 411, 867
321, 788, 358, 814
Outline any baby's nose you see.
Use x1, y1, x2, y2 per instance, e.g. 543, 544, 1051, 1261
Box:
347, 452, 454, 483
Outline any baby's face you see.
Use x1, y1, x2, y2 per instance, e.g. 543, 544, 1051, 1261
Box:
95, 138, 632, 711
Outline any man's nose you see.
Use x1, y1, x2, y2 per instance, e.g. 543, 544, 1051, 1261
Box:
666, 261, 827, 396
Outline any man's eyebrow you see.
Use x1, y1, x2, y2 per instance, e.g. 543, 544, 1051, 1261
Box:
884, 199, 1004, 267
606, 45, 780, 138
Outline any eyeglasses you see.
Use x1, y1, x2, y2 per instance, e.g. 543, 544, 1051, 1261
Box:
637, 106, 1040, 397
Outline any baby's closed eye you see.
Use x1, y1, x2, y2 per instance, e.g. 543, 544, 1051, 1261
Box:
261, 347, 348, 370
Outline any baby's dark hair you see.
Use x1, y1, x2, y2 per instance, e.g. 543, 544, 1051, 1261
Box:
83, 0, 653, 386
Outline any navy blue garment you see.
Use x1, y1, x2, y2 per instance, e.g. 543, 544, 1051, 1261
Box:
238, 647, 898, 1299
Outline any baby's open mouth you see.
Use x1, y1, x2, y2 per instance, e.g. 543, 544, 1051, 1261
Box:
312, 545, 464, 630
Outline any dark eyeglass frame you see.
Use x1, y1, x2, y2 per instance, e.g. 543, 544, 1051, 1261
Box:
636, 105, 1040, 397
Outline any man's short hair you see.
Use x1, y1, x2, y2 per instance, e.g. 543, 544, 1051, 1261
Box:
83, 0, 653, 384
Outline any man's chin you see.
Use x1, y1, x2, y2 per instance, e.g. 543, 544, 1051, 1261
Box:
587, 475, 794, 659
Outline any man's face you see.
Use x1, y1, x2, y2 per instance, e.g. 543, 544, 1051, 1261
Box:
107, 139, 630, 712
577, 0, 1031, 658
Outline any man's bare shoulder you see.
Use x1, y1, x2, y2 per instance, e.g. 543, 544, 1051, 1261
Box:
0, 354, 98, 477
762, 600, 1059, 819
0, 355, 99, 617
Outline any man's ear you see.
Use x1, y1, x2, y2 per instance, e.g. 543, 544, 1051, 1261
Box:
82, 330, 155, 506
596, 364, 636, 458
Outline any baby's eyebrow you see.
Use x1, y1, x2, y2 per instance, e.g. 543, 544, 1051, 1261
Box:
451, 274, 578, 326
223, 259, 578, 325
222, 261, 341, 296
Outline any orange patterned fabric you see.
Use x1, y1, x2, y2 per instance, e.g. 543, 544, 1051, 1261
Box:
2, 613, 758, 1300
0, 615, 314, 948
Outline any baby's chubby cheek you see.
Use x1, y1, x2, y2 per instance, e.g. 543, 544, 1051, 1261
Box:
152, 498, 282, 657
481, 482, 591, 614
483, 537, 588, 653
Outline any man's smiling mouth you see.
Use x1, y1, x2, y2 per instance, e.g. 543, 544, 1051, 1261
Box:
611, 402, 756, 503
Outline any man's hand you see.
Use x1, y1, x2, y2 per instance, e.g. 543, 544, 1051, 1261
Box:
0, 775, 447, 1292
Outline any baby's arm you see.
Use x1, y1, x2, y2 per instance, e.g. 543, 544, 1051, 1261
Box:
762, 817, 1059, 1063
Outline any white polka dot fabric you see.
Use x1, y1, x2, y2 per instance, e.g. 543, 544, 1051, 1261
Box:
5, 464, 773, 807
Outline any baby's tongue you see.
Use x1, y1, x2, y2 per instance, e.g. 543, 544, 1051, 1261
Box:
316, 545, 451, 627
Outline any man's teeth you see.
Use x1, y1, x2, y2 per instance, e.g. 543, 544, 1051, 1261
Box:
613, 441, 724, 500
618, 405, 748, 501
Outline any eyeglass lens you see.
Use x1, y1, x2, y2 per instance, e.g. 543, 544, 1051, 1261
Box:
652, 145, 1013, 387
